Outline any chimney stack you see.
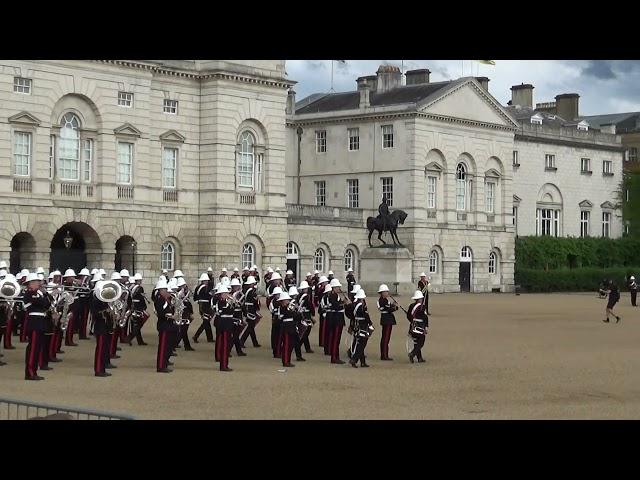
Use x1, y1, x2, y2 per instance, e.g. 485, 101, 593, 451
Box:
356, 75, 377, 91
510, 83, 534, 109
358, 78, 371, 109
475, 76, 490, 92
555, 93, 580, 121
286, 89, 296, 115
405, 69, 431, 85
376, 65, 402, 93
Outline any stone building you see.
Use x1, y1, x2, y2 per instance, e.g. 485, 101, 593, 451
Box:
1, 60, 294, 288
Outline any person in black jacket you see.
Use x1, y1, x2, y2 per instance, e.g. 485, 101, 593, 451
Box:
603, 280, 621, 323
297, 281, 315, 354
240, 276, 261, 348
174, 277, 194, 351
215, 284, 235, 372
154, 279, 177, 373
277, 292, 299, 368
345, 268, 356, 302
91, 281, 114, 377
327, 279, 348, 364
193, 273, 214, 343
23, 273, 51, 380
407, 290, 428, 363
376, 284, 398, 361
629, 275, 637, 307
349, 290, 373, 368
126, 273, 149, 346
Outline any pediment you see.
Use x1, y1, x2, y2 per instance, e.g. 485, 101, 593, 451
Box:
579, 200, 593, 209
485, 168, 502, 178
513, 195, 522, 204
159, 129, 186, 143
419, 79, 519, 129
114, 123, 142, 137
600, 201, 615, 210
8, 111, 41, 126
425, 161, 443, 173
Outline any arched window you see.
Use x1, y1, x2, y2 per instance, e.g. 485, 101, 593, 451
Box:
460, 246, 472, 260
456, 163, 467, 211
429, 250, 438, 273
286, 241, 299, 256
242, 243, 255, 270
161, 242, 175, 271
314, 248, 325, 272
59, 113, 81, 181
489, 251, 497, 274
344, 249, 354, 272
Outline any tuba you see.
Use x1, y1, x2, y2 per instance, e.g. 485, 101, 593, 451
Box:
95, 280, 123, 325
0, 278, 23, 312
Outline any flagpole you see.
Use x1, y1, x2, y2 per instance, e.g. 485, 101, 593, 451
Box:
330, 60, 334, 92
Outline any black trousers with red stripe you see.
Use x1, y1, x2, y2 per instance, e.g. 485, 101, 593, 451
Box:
19, 314, 28, 343
39, 334, 52, 369
380, 324, 393, 359
300, 325, 313, 353
330, 324, 344, 362
271, 322, 281, 358
64, 312, 76, 345
240, 319, 259, 347
318, 316, 325, 347
228, 323, 244, 355
215, 330, 231, 370
351, 335, 368, 364
49, 330, 60, 360
0, 326, 6, 356
110, 326, 121, 357
25, 330, 44, 378
280, 330, 297, 366
156, 330, 175, 371
3, 315, 13, 348
323, 316, 331, 355
79, 306, 90, 338
94, 334, 110, 374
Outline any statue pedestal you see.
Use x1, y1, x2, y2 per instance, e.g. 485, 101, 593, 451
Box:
359, 247, 414, 297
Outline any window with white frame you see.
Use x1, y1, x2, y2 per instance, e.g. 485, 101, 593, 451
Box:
315, 181, 326, 206
625, 221, 630, 235
603, 160, 613, 174
314, 248, 325, 272
489, 252, 497, 274
512, 150, 519, 166
427, 176, 437, 209
13, 77, 32, 94
286, 241, 299, 256
163, 147, 178, 188
460, 246, 472, 260
580, 211, 590, 238
315, 130, 326, 153
602, 212, 611, 237
344, 249, 354, 273
160, 242, 175, 271
255, 152, 264, 193
531, 114, 543, 125
629, 147, 637, 162
381, 177, 393, 206
13, 132, 31, 176
382, 125, 394, 149
237, 131, 255, 188
118, 91, 133, 107
48, 135, 55, 179
456, 163, 467, 211
545, 154, 556, 169
513, 206, 518, 233
581, 158, 591, 173
485, 181, 495, 213
536, 208, 560, 236
347, 179, 359, 208
348, 128, 359, 151
58, 113, 81, 181
428, 250, 438, 274
83, 139, 93, 182
242, 244, 255, 270
117, 142, 133, 184
163, 99, 178, 114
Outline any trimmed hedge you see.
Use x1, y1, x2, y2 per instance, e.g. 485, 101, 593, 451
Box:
515, 267, 638, 293
516, 236, 640, 270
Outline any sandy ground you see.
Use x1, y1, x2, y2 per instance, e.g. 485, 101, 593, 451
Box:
1, 292, 638, 420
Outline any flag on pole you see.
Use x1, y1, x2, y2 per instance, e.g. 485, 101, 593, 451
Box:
476, 60, 496, 65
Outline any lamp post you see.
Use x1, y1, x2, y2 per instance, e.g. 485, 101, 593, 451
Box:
63, 231, 73, 249
131, 240, 137, 274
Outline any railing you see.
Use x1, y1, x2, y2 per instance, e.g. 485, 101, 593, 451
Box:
49, 182, 56, 194
13, 178, 32, 193
117, 185, 134, 200
457, 212, 467, 221
486, 214, 495, 223
60, 183, 81, 197
238, 192, 256, 205
163, 190, 178, 202
0, 396, 135, 421
86, 185, 94, 197
286, 203, 363, 223
427, 210, 437, 219
536, 102, 556, 109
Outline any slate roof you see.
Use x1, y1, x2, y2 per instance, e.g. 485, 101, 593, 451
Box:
579, 112, 640, 133
505, 106, 569, 128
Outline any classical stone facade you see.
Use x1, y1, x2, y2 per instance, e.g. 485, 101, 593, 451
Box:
1, 60, 293, 288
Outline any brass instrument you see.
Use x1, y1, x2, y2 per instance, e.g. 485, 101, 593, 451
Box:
0, 278, 24, 311
58, 290, 77, 332
171, 288, 193, 326
95, 280, 124, 327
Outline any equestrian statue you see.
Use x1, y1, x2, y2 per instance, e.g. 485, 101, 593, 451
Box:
366, 195, 408, 247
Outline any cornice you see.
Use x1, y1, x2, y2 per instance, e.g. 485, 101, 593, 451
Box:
515, 133, 625, 152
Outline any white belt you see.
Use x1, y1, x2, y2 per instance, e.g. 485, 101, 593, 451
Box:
29, 312, 46, 317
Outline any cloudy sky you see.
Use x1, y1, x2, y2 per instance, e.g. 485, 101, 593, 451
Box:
285, 60, 640, 116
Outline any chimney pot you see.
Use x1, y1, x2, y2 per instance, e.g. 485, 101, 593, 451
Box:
510, 83, 534, 109
405, 69, 431, 85
376, 64, 402, 93
475, 76, 490, 92
286, 89, 296, 115
555, 93, 580, 121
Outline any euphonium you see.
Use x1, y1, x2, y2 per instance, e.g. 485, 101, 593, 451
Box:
95, 280, 123, 325
0, 278, 23, 311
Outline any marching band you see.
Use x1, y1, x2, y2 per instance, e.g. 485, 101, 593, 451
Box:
0, 262, 433, 379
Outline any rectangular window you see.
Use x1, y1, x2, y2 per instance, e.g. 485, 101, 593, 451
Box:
163, 147, 178, 188
382, 125, 394, 149
117, 142, 133, 184
602, 212, 611, 237
512, 150, 519, 166
315, 181, 326, 206
427, 176, 437, 209
58, 132, 80, 181
429, 253, 437, 273
315, 130, 326, 153
49, 135, 55, 179
237, 150, 254, 188
118, 91, 133, 107
13, 132, 31, 176
603, 160, 613, 174
255, 153, 263, 193
381, 177, 393, 207
485, 182, 495, 213
554, 210, 560, 237
456, 177, 466, 211
83, 139, 93, 182
163, 99, 178, 114
347, 179, 359, 208
580, 211, 590, 238
348, 128, 359, 151
581, 158, 590, 172
13, 77, 32, 94
513, 206, 518, 235
545, 154, 556, 169
538, 208, 560, 237
629, 147, 637, 162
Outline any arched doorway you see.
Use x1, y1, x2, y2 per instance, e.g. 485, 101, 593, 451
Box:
115, 236, 136, 273
286, 241, 300, 279
459, 246, 473, 292
10, 232, 36, 274
50, 222, 101, 272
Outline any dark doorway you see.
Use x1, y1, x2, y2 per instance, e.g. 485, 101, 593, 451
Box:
50, 228, 87, 273
286, 258, 298, 279
115, 236, 136, 273
459, 262, 471, 292
10, 232, 36, 274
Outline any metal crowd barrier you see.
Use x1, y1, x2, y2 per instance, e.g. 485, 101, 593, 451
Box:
0, 396, 135, 420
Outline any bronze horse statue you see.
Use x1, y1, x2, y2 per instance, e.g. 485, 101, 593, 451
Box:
367, 210, 408, 247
